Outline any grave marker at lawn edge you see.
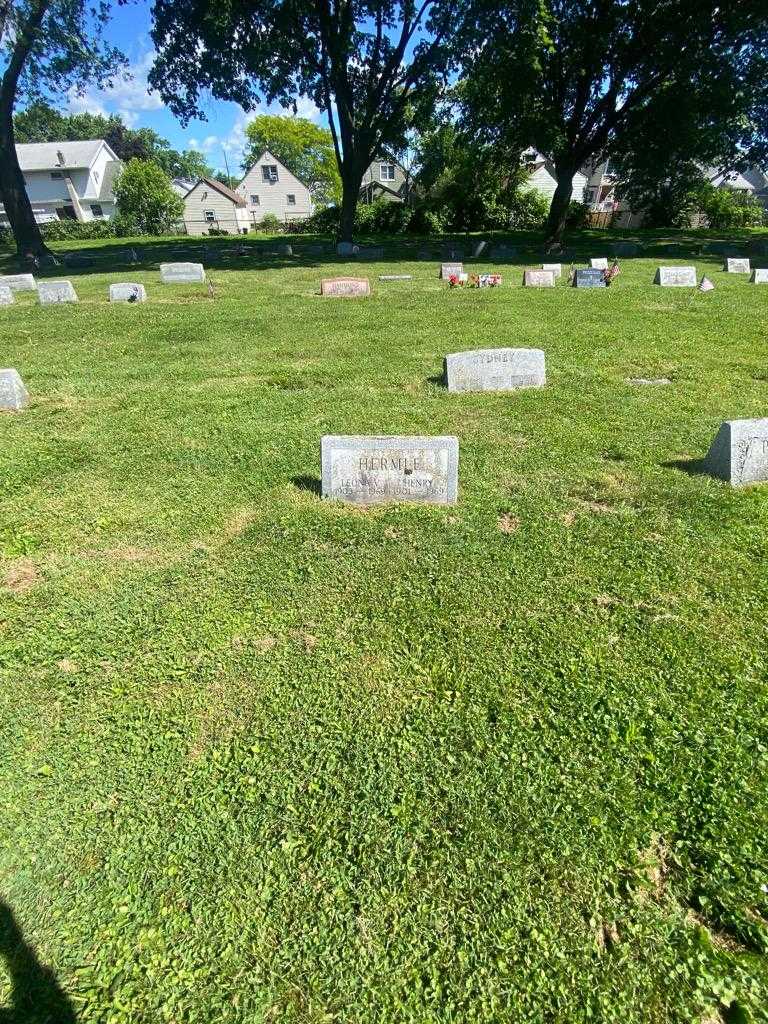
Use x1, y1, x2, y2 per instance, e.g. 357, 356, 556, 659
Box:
542, 263, 562, 278
750, 269, 768, 284
703, 418, 768, 486
0, 274, 36, 292
574, 269, 606, 289
109, 283, 147, 303
523, 269, 555, 288
440, 263, 464, 280
725, 258, 750, 274
0, 369, 29, 410
160, 262, 206, 284
38, 281, 78, 304
444, 348, 546, 392
321, 435, 459, 505
590, 257, 609, 270
654, 266, 697, 287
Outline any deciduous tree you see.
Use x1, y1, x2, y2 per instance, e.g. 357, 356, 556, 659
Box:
112, 158, 184, 234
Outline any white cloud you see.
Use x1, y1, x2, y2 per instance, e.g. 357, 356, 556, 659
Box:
294, 97, 322, 121
67, 50, 163, 125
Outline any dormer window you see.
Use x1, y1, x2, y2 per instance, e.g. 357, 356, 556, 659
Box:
262, 165, 278, 183
380, 163, 395, 181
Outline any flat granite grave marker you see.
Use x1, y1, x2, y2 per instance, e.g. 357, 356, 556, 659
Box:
444, 347, 546, 393
320, 277, 370, 297
574, 268, 606, 289
654, 266, 697, 287
542, 263, 562, 278
750, 268, 768, 284
0, 274, 36, 292
109, 283, 147, 303
703, 418, 768, 486
379, 274, 412, 281
38, 280, 78, 304
0, 286, 14, 306
0, 369, 29, 410
590, 257, 609, 270
321, 435, 458, 505
440, 263, 464, 280
160, 262, 206, 284
725, 257, 750, 274
523, 269, 555, 288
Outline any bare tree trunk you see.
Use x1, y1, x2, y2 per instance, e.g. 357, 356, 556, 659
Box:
338, 163, 365, 242
544, 170, 576, 245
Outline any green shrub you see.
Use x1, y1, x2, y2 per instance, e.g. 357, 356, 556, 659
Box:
303, 205, 340, 235
697, 184, 766, 229
565, 200, 590, 229
506, 189, 549, 230
38, 219, 120, 241
113, 159, 184, 235
258, 212, 282, 233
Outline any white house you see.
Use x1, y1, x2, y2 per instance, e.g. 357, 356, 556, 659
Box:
707, 166, 768, 210
521, 150, 590, 207
0, 140, 122, 226
182, 177, 251, 235
235, 151, 313, 225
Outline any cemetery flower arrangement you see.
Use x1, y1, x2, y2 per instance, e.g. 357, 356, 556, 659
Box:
469, 273, 502, 288
448, 273, 469, 287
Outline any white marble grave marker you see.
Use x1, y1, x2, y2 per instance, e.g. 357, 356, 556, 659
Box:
321, 435, 458, 505
703, 419, 768, 486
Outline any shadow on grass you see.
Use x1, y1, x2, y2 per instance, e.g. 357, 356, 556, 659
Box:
0, 901, 76, 1024
292, 475, 322, 496
662, 457, 709, 477
426, 373, 446, 387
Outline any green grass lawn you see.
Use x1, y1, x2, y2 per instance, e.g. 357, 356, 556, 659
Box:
1, 231, 767, 1023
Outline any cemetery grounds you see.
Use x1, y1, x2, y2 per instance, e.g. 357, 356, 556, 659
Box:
0, 230, 767, 1023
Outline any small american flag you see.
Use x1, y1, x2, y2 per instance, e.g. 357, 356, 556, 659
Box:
603, 261, 621, 284
699, 276, 715, 292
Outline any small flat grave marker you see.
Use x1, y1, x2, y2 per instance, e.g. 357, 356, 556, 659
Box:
725, 257, 750, 274
38, 280, 78, 304
0, 368, 29, 410
523, 269, 555, 288
750, 268, 768, 284
321, 435, 458, 505
0, 274, 36, 292
627, 377, 672, 386
440, 263, 464, 280
654, 266, 697, 287
160, 262, 206, 284
590, 257, 609, 270
574, 269, 606, 289
703, 418, 768, 486
379, 274, 412, 281
110, 283, 147, 303
320, 277, 370, 297
0, 286, 14, 306
542, 263, 562, 278
444, 347, 546, 393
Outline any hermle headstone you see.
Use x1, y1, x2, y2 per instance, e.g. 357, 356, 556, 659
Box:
321, 435, 459, 505
523, 269, 555, 288
320, 277, 370, 297
0, 369, 29, 410
574, 269, 606, 289
703, 418, 768, 486
444, 348, 546, 392
109, 283, 147, 303
160, 262, 206, 283
0, 274, 36, 292
654, 266, 697, 287
725, 258, 750, 274
38, 280, 78, 304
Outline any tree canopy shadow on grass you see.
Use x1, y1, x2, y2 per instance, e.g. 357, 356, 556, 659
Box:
0, 901, 76, 1024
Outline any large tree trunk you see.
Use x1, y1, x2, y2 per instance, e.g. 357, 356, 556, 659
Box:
544, 167, 576, 246
337, 163, 366, 243
0, 0, 57, 267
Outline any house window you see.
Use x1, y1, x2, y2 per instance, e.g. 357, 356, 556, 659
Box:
56, 206, 77, 220
286, 194, 296, 205
380, 163, 395, 181
250, 195, 260, 205
262, 165, 278, 183
204, 210, 216, 223
90, 204, 104, 217
50, 171, 63, 179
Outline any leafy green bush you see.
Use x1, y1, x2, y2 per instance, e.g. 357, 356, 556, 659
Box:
506, 189, 549, 229
37, 220, 120, 241
566, 200, 590, 229
697, 184, 765, 229
256, 212, 282, 233
303, 205, 340, 235
113, 159, 184, 235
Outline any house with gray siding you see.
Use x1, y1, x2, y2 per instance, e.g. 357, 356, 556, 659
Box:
360, 156, 410, 203
235, 151, 313, 224
183, 177, 250, 235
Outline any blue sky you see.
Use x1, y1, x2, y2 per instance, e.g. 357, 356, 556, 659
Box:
66, 0, 323, 174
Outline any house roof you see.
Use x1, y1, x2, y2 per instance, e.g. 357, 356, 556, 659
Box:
360, 179, 404, 199
188, 176, 247, 207
16, 139, 112, 171
236, 151, 311, 191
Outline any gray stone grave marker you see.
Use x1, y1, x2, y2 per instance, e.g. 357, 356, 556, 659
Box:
523, 269, 555, 288
321, 435, 459, 505
725, 257, 750, 274
379, 275, 412, 281
590, 257, 609, 270
109, 283, 147, 303
654, 266, 697, 287
574, 269, 606, 289
703, 418, 768, 486
542, 263, 562, 278
750, 268, 768, 284
440, 263, 464, 280
0, 286, 14, 306
0, 369, 29, 410
336, 242, 359, 256
38, 280, 78, 304
0, 274, 36, 292
160, 262, 206, 283
320, 277, 371, 297
444, 347, 546, 393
